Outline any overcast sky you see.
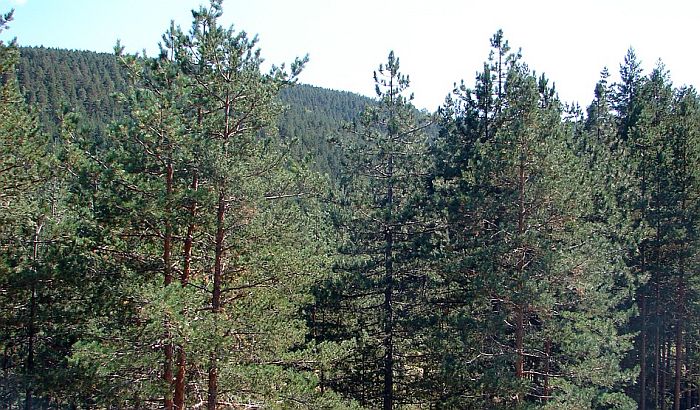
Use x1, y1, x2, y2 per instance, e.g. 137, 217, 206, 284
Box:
1, 0, 699, 110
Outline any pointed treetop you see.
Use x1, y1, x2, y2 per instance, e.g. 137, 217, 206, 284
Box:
0, 9, 14, 47
490, 29, 509, 52
373, 51, 412, 103
0, 9, 13, 33
619, 47, 642, 86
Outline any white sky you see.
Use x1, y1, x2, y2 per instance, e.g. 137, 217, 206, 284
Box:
1, 0, 699, 110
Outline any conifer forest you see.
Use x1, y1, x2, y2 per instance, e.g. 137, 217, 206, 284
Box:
3, 1, 700, 409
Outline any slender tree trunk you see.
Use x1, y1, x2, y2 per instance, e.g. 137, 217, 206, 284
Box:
25, 222, 43, 410
686, 340, 692, 408
174, 348, 186, 410
515, 306, 524, 379
175, 172, 197, 410
25, 282, 36, 410
640, 293, 647, 410
383, 154, 394, 410
163, 161, 174, 410
496, 41, 503, 106
164, 162, 174, 286
639, 154, 648, 410
674, 280, 684, 410
163, 344, 174, 410
212, 189, 225, 313
653, 173, 662, 409
207, 188, 226, 410
3, 343, 10, 407
360, 348, 366, 406
675, 158, 688, 410
207, 351, 218, 410
175, 166, 199, 410
182, 172, 198, 285
655, 281, 661, 407
662, 335, 670, 410
311, 306, 325, 394
515, 143, 527, 384
543, 338, 551, 401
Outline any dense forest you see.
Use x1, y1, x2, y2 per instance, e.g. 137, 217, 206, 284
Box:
14, 46, 373, 180
2, 1, 700, 409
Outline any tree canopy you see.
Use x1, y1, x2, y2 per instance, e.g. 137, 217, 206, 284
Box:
2, 3, 700, 409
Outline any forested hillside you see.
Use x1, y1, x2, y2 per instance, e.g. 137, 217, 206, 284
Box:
2, 2, 700, 409
16, 46, 372, 179
16, 46, 128, 140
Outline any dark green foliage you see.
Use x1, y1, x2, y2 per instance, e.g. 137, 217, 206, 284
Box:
62, 2, 356, 409
16, 46, 128, 139
318, 51, 437, 409
16, 47, 371, 179
4, 8, 700, 409
431, 34, 638, 409
0, 12, 102, 408
279, 84, 373, 179
607, 58, 700, 410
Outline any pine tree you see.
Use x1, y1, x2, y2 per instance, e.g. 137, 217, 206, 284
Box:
68, 1, 360, 408
325, 51, 435, 408
0, 9, 48, 407
0, 11, 98, 408
433, 32, 637, 408
620, 63, 700, 410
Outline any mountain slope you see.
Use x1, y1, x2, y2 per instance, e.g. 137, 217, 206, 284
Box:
16, 46, 373, 177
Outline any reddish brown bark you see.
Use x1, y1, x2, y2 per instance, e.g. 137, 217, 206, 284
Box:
207, 351, 218, 410
174, 348, 186, 409
181, 172, 198, 285
515, 306, 524, 379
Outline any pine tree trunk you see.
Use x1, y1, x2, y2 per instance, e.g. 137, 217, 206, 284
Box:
655, 282, 661, 407
543, 338, 551, 401
515, 145, 526, 384
176, 172, 197, 410
208, 188, 226, 410
207, 351, 218, 410
25, 222, 43, 410
662, 335, 670, 410
25, 282, 35, 410
639, 153, 648, 410
653, 178, 662, 409
212, 189, 225, 313
675, 173, 688, 410
640, 293, 647, 410
674, 280, 684, 410
3, 343, 9, 407
686, 340, 692, 408
182, 172, 198, 285
383, 154, 394, 410
163, 161, 174, 410
515, 306, 524, 379
164, 161, 174, 287
311, 306, 325, 394
174, 349, 186, 410
164, 344, 174, 410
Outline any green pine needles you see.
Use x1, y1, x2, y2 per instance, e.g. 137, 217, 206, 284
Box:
3, 2, 700, 409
